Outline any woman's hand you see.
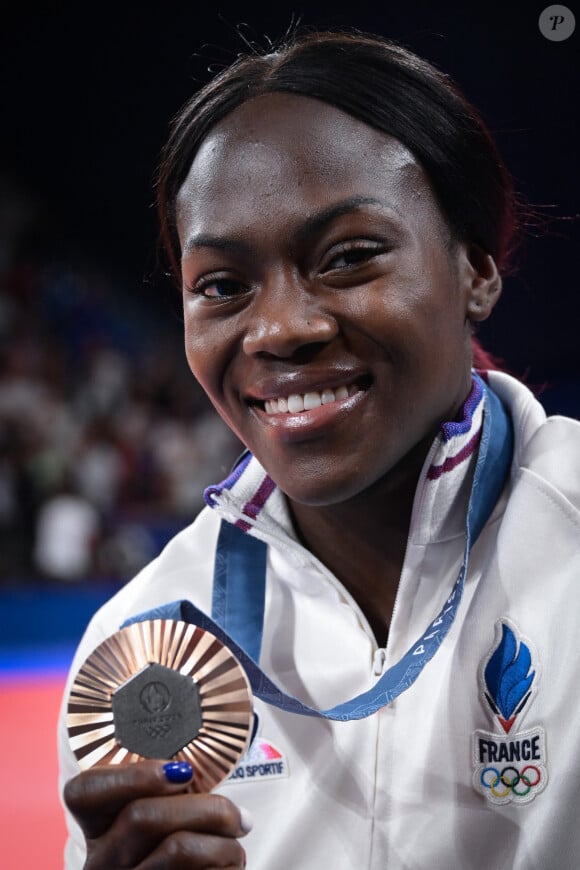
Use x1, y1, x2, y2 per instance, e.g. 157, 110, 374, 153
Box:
64, 760, 252, 868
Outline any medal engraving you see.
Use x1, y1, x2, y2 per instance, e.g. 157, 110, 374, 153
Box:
67, 619, 253, 792
112, 662, 202, 758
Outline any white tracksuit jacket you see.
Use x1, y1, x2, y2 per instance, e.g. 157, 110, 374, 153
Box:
58, 371, 580, 869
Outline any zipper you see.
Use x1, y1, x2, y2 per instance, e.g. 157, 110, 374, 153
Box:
215, 432, 441, 673
216, 493, 380, 648
382, 434, 440, 665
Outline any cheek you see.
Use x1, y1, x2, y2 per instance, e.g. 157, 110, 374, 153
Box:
183, 318, 218, 393
183, 315, 240, 421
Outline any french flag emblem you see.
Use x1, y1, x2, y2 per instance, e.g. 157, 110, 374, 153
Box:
483, 621, 536, 734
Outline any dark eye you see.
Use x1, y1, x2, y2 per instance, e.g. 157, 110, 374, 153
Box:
323, 242, 385, 272
189, 276, 246, 300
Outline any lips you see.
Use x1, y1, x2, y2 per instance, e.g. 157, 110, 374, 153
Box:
246, 372, 372, 442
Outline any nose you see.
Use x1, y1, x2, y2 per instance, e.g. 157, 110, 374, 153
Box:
242, 270, 338, 358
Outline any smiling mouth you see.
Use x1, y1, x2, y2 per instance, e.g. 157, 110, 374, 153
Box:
252, 377, 371, 416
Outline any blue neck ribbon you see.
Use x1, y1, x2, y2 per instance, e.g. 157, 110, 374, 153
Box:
124, 377, 513, 721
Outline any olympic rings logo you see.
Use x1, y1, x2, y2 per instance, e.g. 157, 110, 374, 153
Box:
480, 765, 542, 798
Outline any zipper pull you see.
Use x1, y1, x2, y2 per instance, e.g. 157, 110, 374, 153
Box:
372, 648, 386, 676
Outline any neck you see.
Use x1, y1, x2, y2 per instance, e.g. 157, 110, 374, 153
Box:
288, 432, 432, 647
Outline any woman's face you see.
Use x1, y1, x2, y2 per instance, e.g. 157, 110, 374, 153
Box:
176, 93, 492, 506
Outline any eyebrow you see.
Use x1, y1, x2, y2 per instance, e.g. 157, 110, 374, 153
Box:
182, 234, 252, 258
293, 195, 401, 246
181, 195, 400, 259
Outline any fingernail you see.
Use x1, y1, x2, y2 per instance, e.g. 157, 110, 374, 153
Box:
163, 761, 194, 784
239, 805, 254, 835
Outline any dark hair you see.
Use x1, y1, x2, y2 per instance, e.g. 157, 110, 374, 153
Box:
156, 28, 519, 371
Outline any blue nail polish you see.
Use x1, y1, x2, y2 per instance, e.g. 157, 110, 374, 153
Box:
163, 761, 194, 783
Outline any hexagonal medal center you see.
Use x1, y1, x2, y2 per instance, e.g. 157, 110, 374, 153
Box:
112, 662, 202, 758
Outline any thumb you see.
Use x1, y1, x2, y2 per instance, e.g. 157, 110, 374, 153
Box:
64, 759, 195, 839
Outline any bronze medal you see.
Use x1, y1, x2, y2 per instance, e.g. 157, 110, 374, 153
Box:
67, 619, 253, 792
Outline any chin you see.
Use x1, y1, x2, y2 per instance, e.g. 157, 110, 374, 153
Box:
273, 464, 382, 508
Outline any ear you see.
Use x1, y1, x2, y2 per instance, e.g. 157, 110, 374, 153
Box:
456, 242, 502, 323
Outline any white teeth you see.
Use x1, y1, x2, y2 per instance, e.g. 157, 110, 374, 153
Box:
263, 384, 362, 415
287, 394, 305, 413
304, 392, 322, 410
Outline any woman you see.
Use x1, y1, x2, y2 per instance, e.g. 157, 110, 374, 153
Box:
59, 30, 580, 869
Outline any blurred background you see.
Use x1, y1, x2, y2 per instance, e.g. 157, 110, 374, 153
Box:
0, 2, 578, 865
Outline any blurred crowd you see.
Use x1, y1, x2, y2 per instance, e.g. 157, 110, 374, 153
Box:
0, 182, 242, 585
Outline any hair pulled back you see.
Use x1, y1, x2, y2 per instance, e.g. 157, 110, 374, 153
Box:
156, 29, 517, 286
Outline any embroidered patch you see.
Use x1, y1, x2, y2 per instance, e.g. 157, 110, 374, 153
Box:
227, 737, 289, 784
473, 619, 547, 804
